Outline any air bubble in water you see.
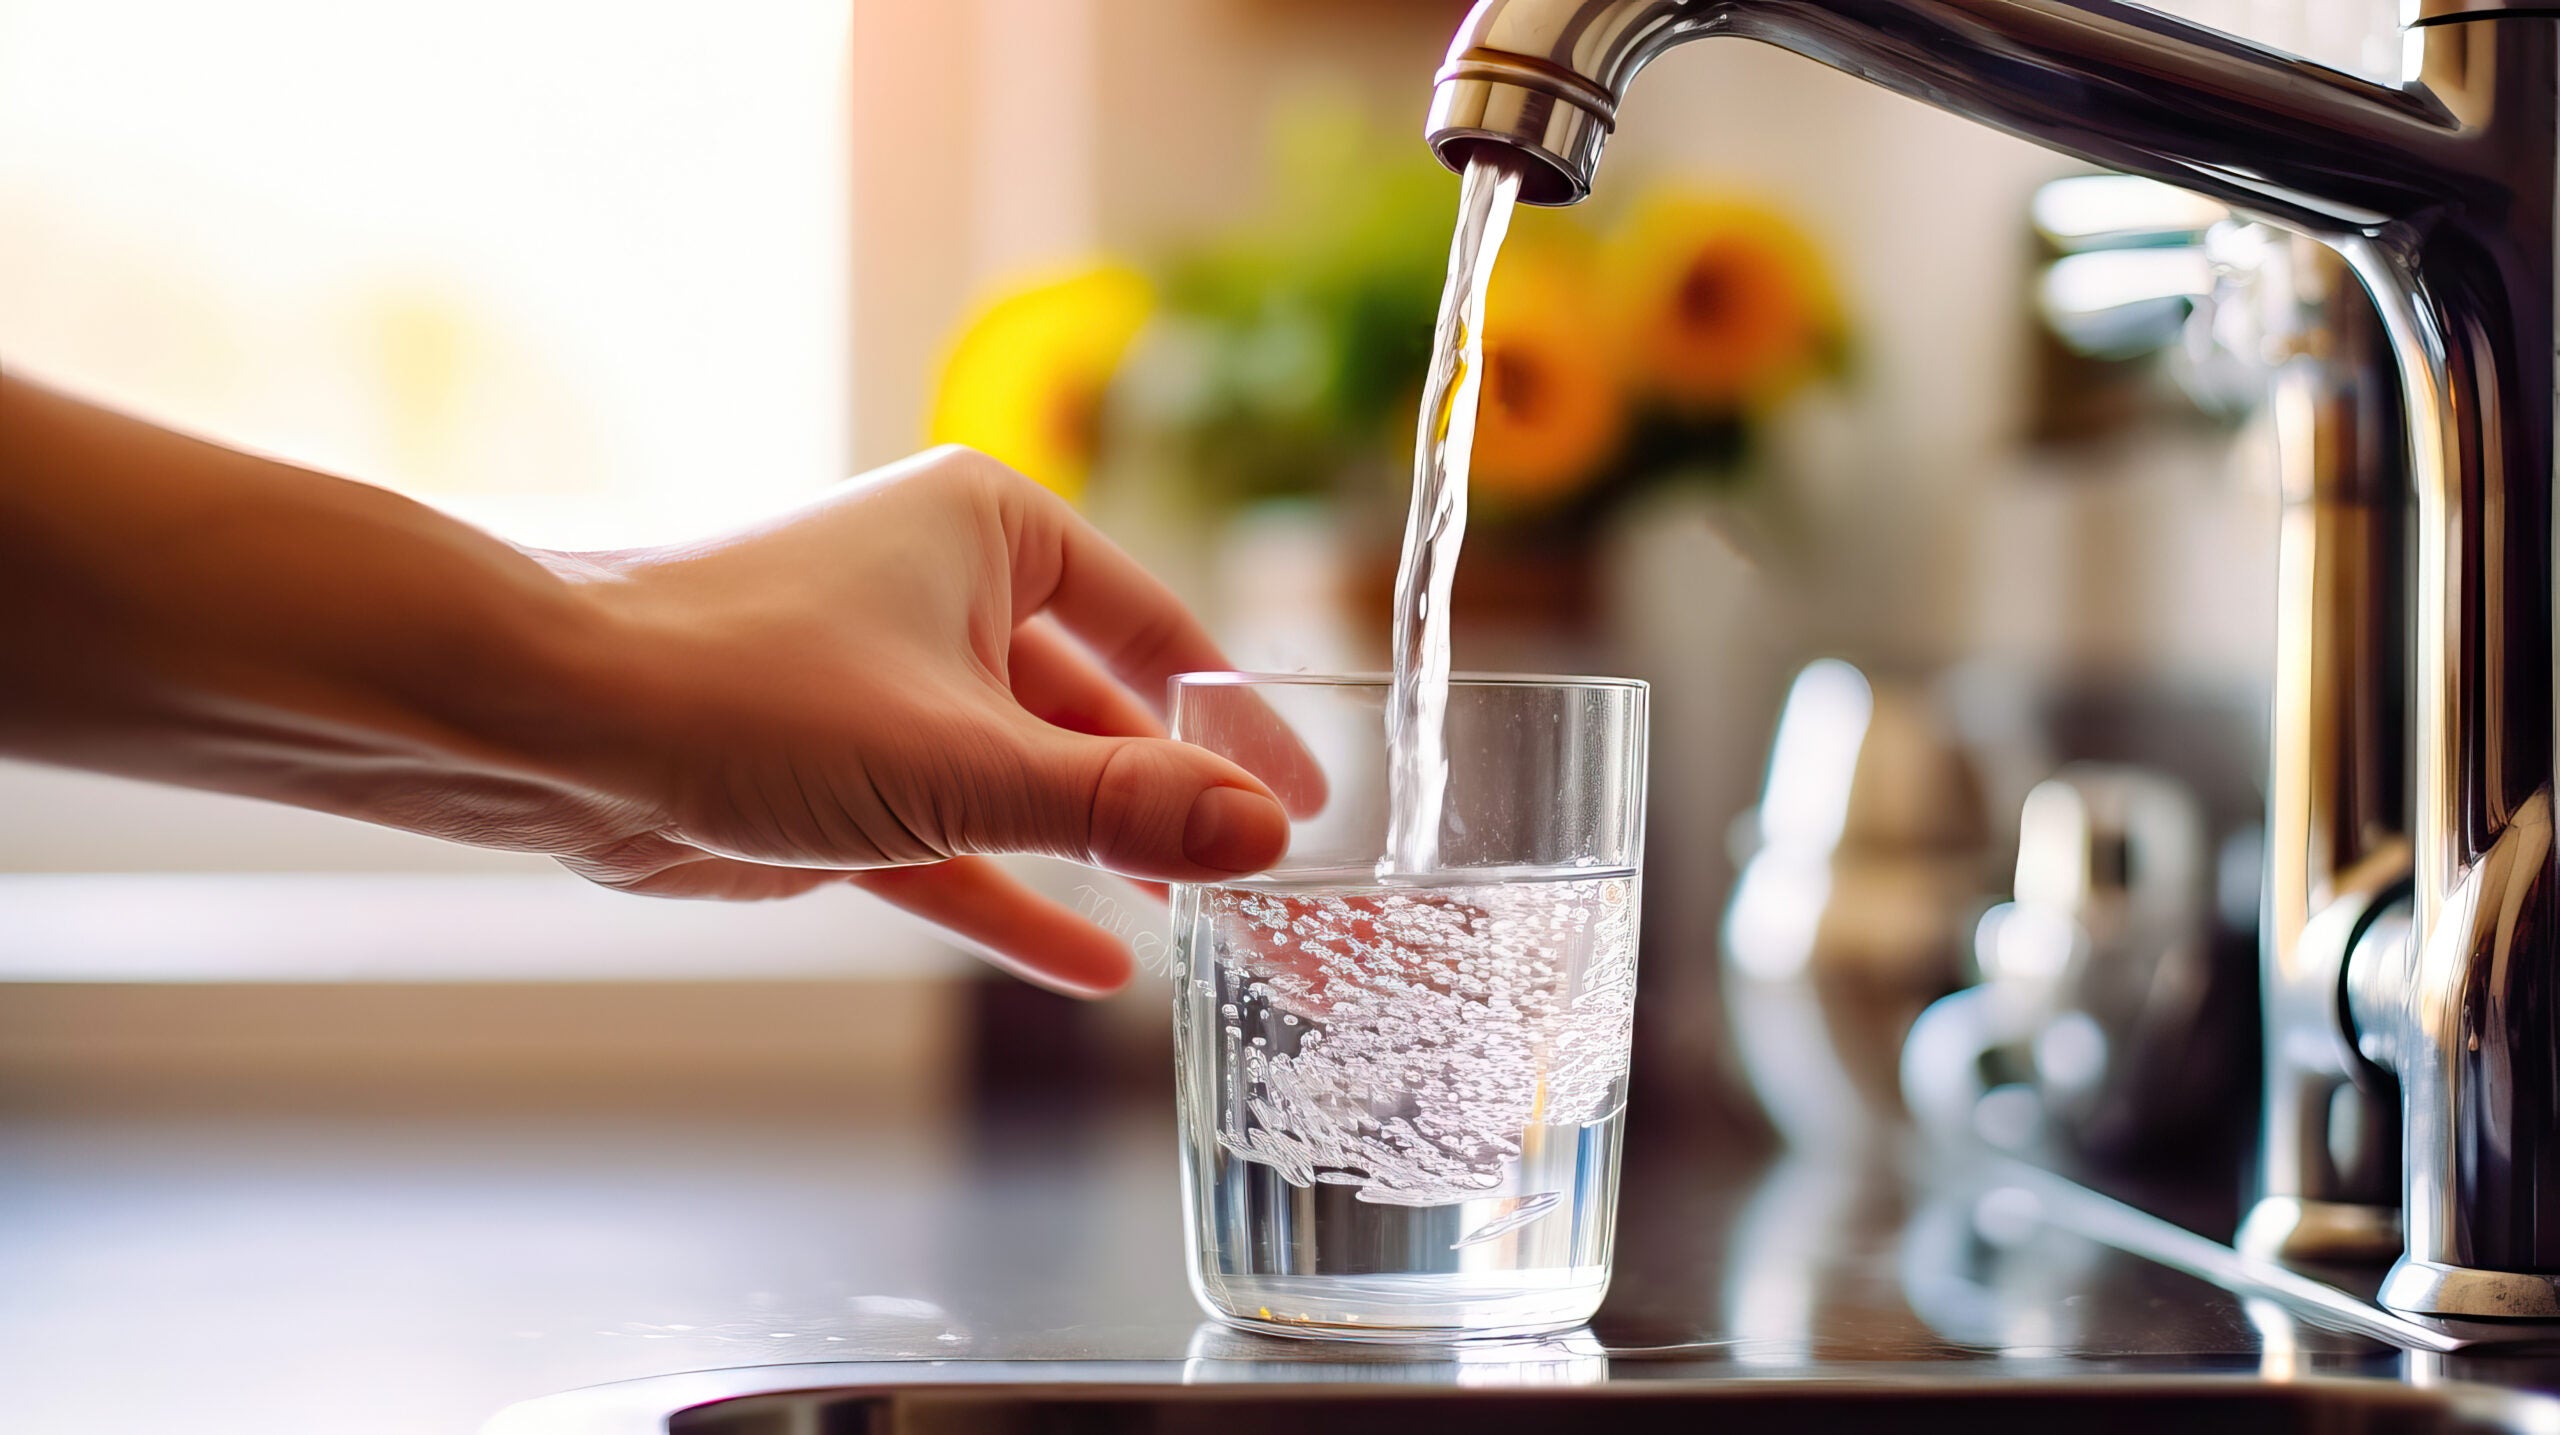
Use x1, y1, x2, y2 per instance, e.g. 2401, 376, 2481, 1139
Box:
1193, 873, 1635, 1206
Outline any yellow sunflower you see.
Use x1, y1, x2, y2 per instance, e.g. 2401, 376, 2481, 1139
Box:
928, 263, 1152, 501
1606, 193, 1840, 412
1470, 239, 1625, 507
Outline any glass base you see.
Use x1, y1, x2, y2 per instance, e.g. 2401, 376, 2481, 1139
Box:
1193, 1268, 1609, 1343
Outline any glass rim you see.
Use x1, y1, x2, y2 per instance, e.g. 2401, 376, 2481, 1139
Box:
1171, 670, 1648, 693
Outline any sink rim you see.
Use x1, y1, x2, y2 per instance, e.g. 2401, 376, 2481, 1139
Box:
481, 1360, 2560, 1435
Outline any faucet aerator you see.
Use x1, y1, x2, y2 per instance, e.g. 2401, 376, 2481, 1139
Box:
1426, 70, 1607, 206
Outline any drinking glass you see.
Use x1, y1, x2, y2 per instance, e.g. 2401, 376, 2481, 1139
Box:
1168, 672, 1648, 1341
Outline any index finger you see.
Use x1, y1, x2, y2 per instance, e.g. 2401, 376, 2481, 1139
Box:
990, 462, 1329, 818
993, 463, 1226, 707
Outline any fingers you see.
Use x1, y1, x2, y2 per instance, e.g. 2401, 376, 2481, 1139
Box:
988, 459, 1231, 709
976, 465, 1330, 818
1072, 732, 1291, 880
853, 857, 1133, 997
1176, 684, 1332, 820
1013, 613, 1330, 820
1007, 622, 1322, 859
564, 836, 1137, 998
1000, 618, 1293, 878
934, 716, 1289, 882
1007, 618, 1164, 739
570, 839, 1141, 997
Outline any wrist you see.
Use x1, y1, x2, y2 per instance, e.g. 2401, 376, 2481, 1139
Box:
412, 555, 673, 804
0, 372, 677, 837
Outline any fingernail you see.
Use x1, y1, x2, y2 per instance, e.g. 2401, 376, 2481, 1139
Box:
1183, 786, 1285, 873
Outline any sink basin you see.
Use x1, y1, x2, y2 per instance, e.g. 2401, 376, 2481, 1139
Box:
690, 1383, 2522, 1435
489, 1364, 2559, 1435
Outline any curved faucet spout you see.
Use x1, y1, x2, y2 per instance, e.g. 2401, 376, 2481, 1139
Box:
1425, 0, 2560, 1326
1427, 0, 2466, 230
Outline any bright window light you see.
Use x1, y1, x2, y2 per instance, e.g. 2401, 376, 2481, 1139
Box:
0, 0, 851, 549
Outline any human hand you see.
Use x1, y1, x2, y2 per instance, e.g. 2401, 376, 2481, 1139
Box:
3, 373, 1316, 997
529, 446, 1324, 995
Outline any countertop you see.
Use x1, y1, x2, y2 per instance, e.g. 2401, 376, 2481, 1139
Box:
8, 1088, 2557, 1434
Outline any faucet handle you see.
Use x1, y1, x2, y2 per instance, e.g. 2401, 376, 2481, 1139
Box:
2240, 868, 2408, 1266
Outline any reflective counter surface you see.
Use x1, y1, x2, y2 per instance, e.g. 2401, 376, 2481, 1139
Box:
14, 1082, 2560, 1434
457, 1096, 2560, 1432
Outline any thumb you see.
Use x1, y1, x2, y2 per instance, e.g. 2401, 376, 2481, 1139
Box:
966, 727, 1292, 882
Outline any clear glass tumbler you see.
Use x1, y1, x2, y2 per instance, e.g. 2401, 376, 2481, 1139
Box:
1169, 673, 1648, 1341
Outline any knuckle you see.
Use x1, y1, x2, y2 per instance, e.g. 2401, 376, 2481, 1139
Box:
928, 444, 1024, 502
1110, 608, 1182, 675
932, 714, 1059, 857
1086, 739, 1188, 867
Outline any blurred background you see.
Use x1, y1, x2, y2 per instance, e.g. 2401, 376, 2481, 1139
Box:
0, 0, 2405, 1423
0, 0, 2397, 1086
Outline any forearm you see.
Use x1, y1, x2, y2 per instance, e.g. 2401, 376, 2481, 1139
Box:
0, 383, 1291, 985
0, 369, 618, 822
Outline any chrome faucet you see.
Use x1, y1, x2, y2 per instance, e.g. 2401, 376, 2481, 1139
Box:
1425, 0, 2560, 1320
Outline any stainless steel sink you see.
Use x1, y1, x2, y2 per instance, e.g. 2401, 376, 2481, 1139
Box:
491, 1363, 2560, 1435
684, 1384, 2533, 1435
